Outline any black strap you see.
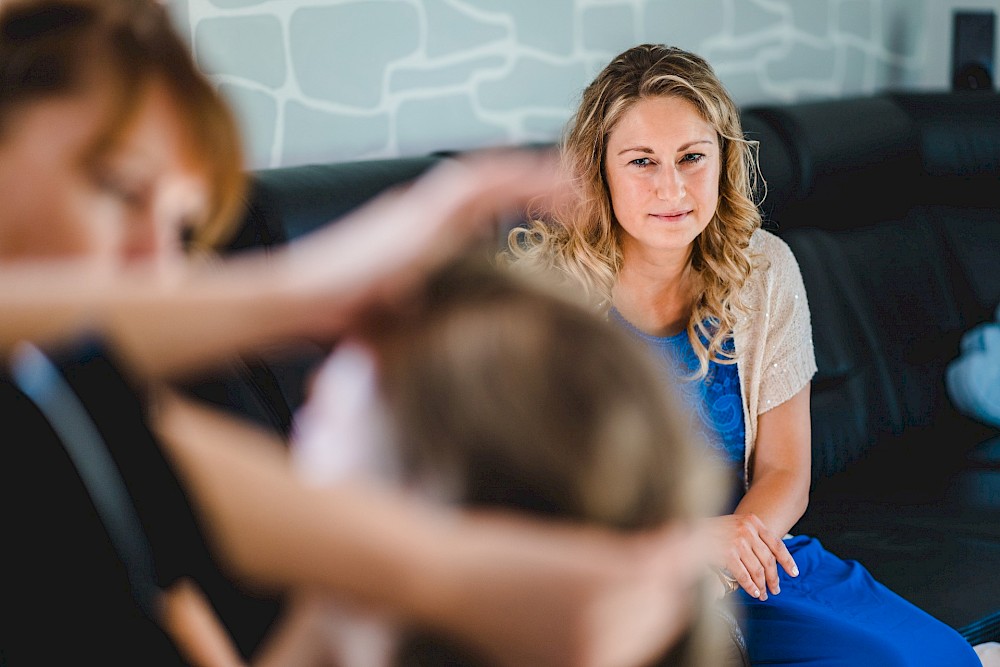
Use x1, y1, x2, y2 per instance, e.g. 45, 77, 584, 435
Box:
9, 341, 162, 622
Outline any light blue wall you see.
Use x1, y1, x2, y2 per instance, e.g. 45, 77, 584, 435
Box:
167, 0, 1000, 169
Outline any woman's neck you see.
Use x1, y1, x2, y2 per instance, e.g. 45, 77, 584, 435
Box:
613, 247, 696, 338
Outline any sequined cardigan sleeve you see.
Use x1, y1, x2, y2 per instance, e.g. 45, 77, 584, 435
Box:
733, 229, 818, 487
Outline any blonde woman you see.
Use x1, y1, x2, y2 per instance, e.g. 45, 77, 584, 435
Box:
507, 43, 984, 666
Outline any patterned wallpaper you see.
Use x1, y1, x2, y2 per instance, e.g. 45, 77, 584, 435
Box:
167, 0, 1000, 169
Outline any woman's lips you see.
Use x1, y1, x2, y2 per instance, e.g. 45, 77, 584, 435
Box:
650, 210, 689, 221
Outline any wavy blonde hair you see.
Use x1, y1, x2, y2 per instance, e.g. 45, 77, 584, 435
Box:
505, 44, 763, 378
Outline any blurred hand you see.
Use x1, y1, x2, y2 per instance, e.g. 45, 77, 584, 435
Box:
280, 148, 566, 335
427, 517, 710, 667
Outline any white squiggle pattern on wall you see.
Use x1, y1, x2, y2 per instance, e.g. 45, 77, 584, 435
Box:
174, 0, 995, 169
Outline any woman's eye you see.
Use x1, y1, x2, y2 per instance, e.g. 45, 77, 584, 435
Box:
180, 225, 196, 251
93, 169, 144, 206
629, 157, 652, 167
179, 217, 203, 251
680, 152, 705, 164
109, 184, 144, 207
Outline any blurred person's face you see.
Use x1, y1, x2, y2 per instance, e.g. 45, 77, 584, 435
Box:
0, 77, 210, 269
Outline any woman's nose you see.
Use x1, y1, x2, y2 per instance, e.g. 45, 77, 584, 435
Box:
655, 167, 685, 201
123, 208, 180, 265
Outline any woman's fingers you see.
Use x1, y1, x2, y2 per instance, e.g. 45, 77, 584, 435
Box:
284, 148, 565, 326
751, 519, 801, 597
728, 516, 767, 599
428, 515, 711, 667
713, 513, 799, 600
770, 533, 800, 580
729, 560, 761, 600
748, 536, 779, 599
579, 523, 709, 667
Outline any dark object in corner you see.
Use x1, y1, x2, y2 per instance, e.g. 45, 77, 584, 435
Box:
952, 10, 995, 91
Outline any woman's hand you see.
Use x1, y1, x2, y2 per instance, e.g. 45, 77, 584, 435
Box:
279, 148, 566, 337
417, 517, 711, 667
0, 149, 566, 379
703, 513, 798, 600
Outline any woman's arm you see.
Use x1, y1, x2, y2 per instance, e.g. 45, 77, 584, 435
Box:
0, 259, 325, 380
0, 150, 562, 380
705, 384, 811, 600
153, 389, 708, 667
739, 383, 812, 537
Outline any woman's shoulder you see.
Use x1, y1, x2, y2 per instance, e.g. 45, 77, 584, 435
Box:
748, 228, 800, 277
749, 227, 791, 255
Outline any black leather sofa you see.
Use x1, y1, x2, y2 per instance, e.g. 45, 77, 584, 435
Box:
743, 91, 1000, 644
193, 90, 1000, 655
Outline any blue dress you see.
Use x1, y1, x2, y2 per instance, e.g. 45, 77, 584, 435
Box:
610, 308, 981, 667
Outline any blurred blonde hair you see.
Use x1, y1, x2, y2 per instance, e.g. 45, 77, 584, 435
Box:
360, 253, 731, 666
505, 44, 764, 378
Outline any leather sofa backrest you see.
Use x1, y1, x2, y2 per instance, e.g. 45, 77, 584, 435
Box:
890, 91, 1000, 209
743, 95, 922, 232
747, 93, 1000, 498
244, 155, 446, 244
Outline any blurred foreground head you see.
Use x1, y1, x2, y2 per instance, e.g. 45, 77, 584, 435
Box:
370, 257, 722, 528
0, 0, 245, 265
298, 254, 729, 665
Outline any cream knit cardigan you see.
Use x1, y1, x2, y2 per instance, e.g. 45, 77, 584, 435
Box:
733, 229, 818, 487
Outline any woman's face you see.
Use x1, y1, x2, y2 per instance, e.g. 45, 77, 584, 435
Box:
0, 77, 210, 269
604, 95, 720, 263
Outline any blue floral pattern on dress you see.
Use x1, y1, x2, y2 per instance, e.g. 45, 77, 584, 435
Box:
609, 308, 746, 480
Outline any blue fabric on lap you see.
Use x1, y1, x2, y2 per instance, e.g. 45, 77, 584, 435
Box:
739, 536, 981, 666
609, 308, 980, 665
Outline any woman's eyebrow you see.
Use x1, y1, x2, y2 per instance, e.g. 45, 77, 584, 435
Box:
678, 138, 715, 151
616, 145, 654, 156
616, 138, 715, 156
